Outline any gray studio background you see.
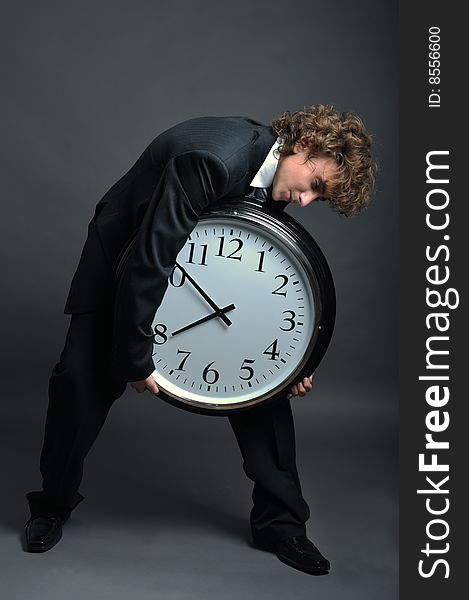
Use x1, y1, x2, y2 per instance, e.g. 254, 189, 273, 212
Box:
0, 1, 398, 599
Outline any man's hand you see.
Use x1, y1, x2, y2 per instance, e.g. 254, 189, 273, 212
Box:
286, 373, 315, 400
130, 374, 160, 395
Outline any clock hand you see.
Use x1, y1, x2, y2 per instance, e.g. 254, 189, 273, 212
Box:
171, 303, 236, 337
174, 262, 232, 326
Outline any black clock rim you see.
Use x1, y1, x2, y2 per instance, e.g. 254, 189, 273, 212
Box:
111, 196, 336, 416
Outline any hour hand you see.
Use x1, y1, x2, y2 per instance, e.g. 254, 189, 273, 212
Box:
171, 304, 236, 337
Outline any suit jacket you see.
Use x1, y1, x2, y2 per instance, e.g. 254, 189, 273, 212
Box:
63, 116, 287, 382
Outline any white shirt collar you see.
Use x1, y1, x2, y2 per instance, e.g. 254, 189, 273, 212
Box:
250, 137, 282, 188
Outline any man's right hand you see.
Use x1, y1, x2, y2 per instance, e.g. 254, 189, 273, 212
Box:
130, 374, 160, 395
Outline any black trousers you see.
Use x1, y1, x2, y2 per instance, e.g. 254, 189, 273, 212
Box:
26, 309, 310, 545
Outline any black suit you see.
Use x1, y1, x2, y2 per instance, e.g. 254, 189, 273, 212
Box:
27, 117, 310, 547
63, 116, 288, 381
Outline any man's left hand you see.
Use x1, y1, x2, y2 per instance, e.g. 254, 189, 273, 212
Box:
286, 373, 315, 399
130, 374, 160, 396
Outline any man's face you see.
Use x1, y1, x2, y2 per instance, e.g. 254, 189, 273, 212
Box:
271, 143, 338, 208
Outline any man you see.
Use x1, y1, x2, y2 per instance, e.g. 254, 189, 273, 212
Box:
24, 105, 376, 576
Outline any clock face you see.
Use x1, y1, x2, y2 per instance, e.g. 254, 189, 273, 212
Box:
149, 214, 319, 411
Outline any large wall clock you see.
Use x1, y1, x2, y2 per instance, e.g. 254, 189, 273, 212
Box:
113, 196, 335, 416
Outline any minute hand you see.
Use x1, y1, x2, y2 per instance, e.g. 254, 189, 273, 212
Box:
174, 261, 232, 326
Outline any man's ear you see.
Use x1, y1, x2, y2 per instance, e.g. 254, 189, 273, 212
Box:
294, 134, 314, 152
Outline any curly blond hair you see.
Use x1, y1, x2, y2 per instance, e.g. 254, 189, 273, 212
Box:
270, 104, 377, 216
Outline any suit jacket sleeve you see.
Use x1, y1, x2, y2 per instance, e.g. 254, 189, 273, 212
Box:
111, 150, 230, 383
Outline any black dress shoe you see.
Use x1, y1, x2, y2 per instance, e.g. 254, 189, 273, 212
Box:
24, 515, 64, 553
254, 535, 330, 575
